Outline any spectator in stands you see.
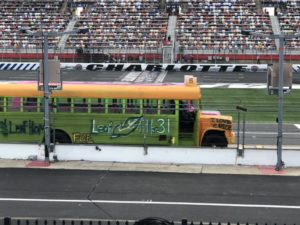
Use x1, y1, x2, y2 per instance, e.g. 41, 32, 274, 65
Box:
163, 35, 171, 45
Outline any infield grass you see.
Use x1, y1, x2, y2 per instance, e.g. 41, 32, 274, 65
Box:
201, 88, 300, 123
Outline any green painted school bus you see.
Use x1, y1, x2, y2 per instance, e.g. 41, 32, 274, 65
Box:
0, 76, 234, 147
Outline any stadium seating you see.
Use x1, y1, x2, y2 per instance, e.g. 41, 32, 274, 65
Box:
1, 0, 300, 61
275, 0, 300, 49
176, 0, 276, 51
0, 0, 72, 49
66, 0, 169, 49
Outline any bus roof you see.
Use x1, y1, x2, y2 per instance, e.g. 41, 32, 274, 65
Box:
0, 81, 201, 100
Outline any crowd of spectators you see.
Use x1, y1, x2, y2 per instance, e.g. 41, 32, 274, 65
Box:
176, 0, 276, 51
1, 0, 300, 53
0, 0, 72, 49
66, 0, 169, 49
274, 0, 300, 49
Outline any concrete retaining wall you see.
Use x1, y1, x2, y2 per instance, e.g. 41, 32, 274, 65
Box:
0, 144, 299, 167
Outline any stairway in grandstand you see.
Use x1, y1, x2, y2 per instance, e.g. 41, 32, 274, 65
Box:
255, 0, 263, 13
163, 16, 177, 63
270, 16, 281, 49
58, 18, 78, 50
60, 0, 68, 13
167, 16, 177, 44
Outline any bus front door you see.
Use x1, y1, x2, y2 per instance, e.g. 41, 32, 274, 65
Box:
178, 100, 196, 146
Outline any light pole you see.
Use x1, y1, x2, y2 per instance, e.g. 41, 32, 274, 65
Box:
20, 27, 89, 162
242, 30, 298, 170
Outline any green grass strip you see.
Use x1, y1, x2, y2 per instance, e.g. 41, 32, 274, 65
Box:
201, 88, 300, 123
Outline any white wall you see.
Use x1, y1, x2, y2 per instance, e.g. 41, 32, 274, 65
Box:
0, 144, 300, 167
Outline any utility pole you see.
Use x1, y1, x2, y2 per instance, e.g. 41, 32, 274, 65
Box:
242, 30, 297, 170
42, 33, 51, 161
20, 27, 89, 162
276, 35, 285, 170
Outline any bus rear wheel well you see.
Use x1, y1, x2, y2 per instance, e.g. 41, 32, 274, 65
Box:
201, 130, 228, 147
51, 129, 72, 144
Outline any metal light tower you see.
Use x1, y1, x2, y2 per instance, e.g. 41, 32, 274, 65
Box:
242, 30, 299, 170
277, 35, 285, 170
20, 27, 89, 162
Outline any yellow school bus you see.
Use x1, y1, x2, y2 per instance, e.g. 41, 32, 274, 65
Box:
0, 76, 234, 147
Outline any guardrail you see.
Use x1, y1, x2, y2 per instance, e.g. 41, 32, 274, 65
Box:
1, 217, 293, 225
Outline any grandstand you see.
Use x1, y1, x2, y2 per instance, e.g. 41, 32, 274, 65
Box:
0, 0, 300, 63
176, 0, 275, 50
0, 0, 72, 48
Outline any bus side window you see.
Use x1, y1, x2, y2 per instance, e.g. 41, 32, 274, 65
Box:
58, 98, 71, 112
160, 99, 175, 115
91, 98, 105, 113
143, 99, 157, 114
74, 98, 87, 113
126, 99, 140, 114
0, 97, 4, 112
23, 98, 37, 112
7, 97, 21, 112
108, 98, 122, 113
39, 98, 55, 112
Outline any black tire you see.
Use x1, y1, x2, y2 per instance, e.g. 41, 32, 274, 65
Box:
202, 133, 227, 147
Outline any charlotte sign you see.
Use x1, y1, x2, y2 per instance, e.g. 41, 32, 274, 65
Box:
2, 62, 300, 73
66, 63, 268, 72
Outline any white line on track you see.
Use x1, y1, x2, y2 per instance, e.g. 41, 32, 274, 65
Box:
155, 71, 168, 83
295, 124, 300, 130
0, 198, 300, 209
242, 131, 300, 136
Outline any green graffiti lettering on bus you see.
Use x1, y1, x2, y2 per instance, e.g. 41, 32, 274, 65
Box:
92, 116, 170, 138
0, 119, 43, 136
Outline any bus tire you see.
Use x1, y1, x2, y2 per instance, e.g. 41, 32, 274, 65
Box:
53, 130, 72, 144
202, 132, 227, 148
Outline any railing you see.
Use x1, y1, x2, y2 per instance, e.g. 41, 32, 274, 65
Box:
0, 46, 299, 64
178, 47, 298, 64
1, 217, 292, 225
0, 47, 163, 64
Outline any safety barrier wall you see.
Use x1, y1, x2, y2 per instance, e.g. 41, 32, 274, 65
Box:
0, 144, 299, 167
1, 62, 300, 73
0, 62, 279, 72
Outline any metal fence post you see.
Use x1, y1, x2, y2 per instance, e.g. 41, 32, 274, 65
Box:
237, 109, 240, 151
4, 217, 11, 225
236, 106, 247, 157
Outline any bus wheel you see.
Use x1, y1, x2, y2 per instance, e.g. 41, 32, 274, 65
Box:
53, 130, 72, 144
202, 132, 227, 148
